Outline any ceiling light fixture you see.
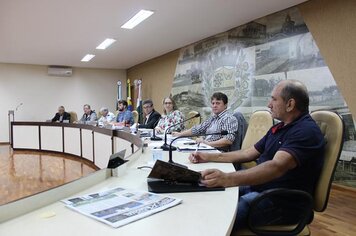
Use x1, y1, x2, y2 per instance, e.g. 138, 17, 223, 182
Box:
121, 10, 154, 29
96, 38, 116, 50
81, 54, 95, 62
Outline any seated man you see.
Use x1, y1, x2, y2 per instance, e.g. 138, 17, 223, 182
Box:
138, 99, 161, 129
98, 107, 115, 124
173, 92, 238, 152
79, 104, 97, 124
51, 106, 71, 123
114, 100, 134, 126
189, 80, 325, 229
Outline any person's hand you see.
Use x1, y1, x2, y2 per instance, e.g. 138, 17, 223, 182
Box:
155, 127, 163, 134
189, 152, 209, 163
196, 138, 206, 144
201, 169, 230, 187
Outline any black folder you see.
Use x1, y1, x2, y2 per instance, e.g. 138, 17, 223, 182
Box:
147, 160, 225, 193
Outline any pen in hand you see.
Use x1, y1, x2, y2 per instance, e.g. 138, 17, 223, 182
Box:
195, 142, 200, 153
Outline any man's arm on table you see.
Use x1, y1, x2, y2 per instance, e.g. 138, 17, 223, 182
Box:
189, 146, 260, 164
200, 150, 297, 188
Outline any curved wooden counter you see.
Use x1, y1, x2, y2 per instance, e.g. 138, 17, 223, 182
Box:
1, 122, 239, 236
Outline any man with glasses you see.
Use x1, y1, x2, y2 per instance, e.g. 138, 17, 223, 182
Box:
138, 99, 161, 129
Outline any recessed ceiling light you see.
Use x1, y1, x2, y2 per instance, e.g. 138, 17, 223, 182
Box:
121, 10, 154, 29
96, 38, 116, 50
81, 54, 95, 62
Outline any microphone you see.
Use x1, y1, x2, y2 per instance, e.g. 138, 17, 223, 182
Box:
15, 103, 23, 111
168, 130, 228, 168
160, 113, 200, 151
150, 119, 163, 141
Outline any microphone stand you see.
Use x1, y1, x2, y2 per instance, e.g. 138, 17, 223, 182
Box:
161, 113, 200, 151
168, 130, 228, 168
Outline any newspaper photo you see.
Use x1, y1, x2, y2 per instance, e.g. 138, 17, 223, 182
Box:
61, 187, 182, 228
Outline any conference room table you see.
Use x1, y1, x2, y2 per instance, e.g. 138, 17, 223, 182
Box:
0, 122, 239, 236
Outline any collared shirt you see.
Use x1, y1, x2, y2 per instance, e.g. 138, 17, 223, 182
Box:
116, 110, 134, 125
253, 113, 325, 194
80, 111, 97, 123
191, 109, 238, 143
145, 111, 153, 125
98, 112, 116, 123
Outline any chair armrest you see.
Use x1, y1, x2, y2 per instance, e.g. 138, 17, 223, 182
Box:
247, 188, 314, 236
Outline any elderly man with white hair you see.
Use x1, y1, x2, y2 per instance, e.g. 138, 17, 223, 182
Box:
98, 107, 115, 125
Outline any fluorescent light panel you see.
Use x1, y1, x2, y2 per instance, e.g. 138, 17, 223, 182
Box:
96, 38, 116, 50
81, 54, 95, 62
121, 10, 154, 29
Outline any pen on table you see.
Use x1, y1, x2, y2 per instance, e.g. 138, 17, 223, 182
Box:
195, 142, 200, 153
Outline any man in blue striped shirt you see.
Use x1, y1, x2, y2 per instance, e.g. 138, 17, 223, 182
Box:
173, 92, 238, 152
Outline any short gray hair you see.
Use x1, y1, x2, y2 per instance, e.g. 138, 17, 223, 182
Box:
100, 107, 108, 113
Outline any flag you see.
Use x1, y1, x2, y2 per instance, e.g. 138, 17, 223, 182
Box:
136, 80, 143, 123
127, 79, 133, 111
117, 81, 122, 109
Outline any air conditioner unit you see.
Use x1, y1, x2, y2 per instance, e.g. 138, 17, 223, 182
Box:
47, 66, 73, 77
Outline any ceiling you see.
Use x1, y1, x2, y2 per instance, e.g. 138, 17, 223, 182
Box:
0, 0, 308, 69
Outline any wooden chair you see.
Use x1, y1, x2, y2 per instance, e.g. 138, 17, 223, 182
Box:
68, 111, 78, 123
233, 110, 345, 236
236, 110, 274, 169
185, 110, 201, 129
132, 110, 139, 124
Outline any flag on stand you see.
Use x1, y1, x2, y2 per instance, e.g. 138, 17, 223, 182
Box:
135, 80, 143, 123
126, 79, 133, 111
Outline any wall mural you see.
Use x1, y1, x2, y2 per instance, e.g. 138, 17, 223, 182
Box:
171, 7, 356, 187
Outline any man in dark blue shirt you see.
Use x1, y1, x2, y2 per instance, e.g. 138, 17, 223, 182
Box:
189, 79, 325, 229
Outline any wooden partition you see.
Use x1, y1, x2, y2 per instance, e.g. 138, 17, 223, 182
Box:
11, 122, 143, 169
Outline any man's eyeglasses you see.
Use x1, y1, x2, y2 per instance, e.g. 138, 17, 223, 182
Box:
143, 106, 152, 109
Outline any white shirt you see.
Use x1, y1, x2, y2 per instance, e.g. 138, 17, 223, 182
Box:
98, 112, 116, 123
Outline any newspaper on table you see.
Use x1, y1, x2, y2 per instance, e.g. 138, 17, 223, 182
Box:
61, 187, 182, 228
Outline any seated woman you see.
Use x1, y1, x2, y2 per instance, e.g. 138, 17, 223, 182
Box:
155, 97, 184, 134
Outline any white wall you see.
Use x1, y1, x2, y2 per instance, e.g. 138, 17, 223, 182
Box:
0, 63, 126, 142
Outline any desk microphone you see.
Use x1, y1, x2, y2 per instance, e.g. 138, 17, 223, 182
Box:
150, 119, 163, 141
168, 130, 228, 168
161, 113, 200, 151
15, 103, 23, 111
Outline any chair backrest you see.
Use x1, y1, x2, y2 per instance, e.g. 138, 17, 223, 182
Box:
132, 110, 139, 123
185, 110, 201, 130
68, 111, 78, 123
230, 112, 248, 151
311, 110, 344, 212
241, 110, 274, 150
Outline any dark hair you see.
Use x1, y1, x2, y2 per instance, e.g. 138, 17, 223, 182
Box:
162, 97, 178, 115
142, 99, 153, 107
118, 100, 128, 107
211, 92, 228, 104
83, 104, 91, 109
280, 80, 309, 113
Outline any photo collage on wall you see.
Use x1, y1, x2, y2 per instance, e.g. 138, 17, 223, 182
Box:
171, 7, 356, 186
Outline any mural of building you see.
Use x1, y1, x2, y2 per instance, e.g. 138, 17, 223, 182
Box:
171, 6, 356, 187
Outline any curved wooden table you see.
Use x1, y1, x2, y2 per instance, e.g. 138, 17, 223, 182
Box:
0, 122, 238, 236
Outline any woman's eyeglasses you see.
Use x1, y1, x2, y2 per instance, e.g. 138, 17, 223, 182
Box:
164, 102, 172, 105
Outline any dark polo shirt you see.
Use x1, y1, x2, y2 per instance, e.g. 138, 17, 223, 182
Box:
252, 113, 325, 195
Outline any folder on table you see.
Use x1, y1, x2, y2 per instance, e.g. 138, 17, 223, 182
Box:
147, 160, 225, 193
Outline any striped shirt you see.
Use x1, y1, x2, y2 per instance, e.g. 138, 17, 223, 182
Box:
191, 109, 238, 144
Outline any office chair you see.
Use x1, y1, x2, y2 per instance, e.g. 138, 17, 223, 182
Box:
185, 110, 201, 129
235, 110, 274, 170
132, 110, 139, 124
68, 111, 78, 123
230, 112, 248, 151
233, 110, 345, 236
